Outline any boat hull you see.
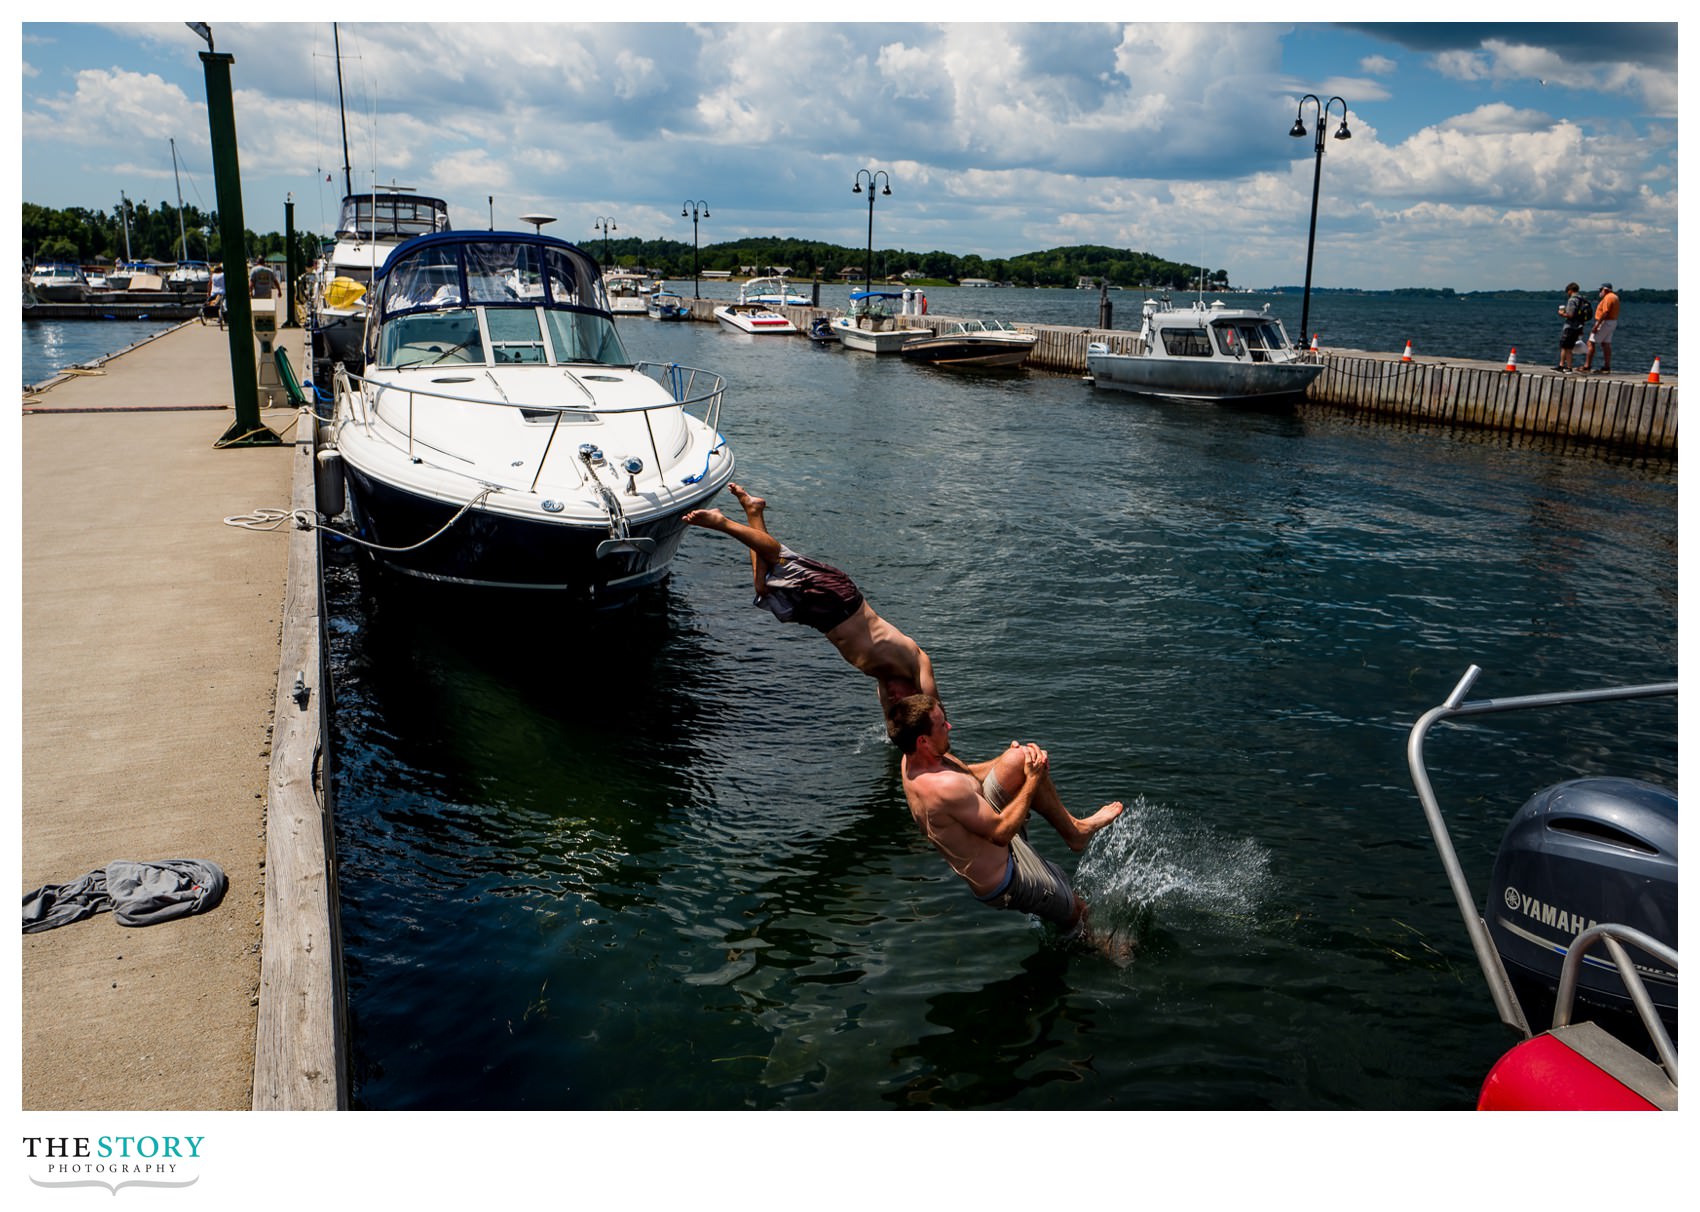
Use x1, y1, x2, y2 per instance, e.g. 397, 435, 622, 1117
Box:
339, 460, 719, 601
1087, 352, 1322, 402
715, 306, 798, 335
832, 319, 928, 354
900, 336, 1035, 368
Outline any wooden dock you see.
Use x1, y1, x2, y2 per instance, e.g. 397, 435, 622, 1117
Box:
21, 319, 342, 1111
675, 295, 1676, 460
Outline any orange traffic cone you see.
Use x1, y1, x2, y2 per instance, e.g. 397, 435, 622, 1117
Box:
1647, 356, 1661, 384
1400, 340, 1413, 363
1309, 333, 1320, 353
1503, 347, 1519, 373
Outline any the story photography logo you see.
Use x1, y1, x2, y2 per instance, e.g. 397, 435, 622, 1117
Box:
21, 1130, 204, 1196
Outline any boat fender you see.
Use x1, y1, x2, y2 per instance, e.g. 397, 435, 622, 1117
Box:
315, 448, 346, 519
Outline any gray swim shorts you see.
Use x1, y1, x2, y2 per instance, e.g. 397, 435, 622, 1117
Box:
975, 835, 1078, 928
976, 765, 1076, 926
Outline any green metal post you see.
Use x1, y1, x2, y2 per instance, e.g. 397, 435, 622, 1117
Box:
200, 50, 280, 447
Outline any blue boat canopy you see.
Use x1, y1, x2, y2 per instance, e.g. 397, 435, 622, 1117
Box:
849, 290, 906, 301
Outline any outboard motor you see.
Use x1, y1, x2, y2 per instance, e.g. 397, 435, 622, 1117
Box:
1485, 777, 1677, 1036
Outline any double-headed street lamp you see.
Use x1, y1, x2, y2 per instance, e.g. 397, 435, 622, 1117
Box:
1289, 94, 1350, 348
593, 216, 616, 269
681, 199, 709, 298
852, 169, 891, 290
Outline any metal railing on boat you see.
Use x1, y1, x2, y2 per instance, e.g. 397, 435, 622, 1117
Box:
334, 360, 726, 495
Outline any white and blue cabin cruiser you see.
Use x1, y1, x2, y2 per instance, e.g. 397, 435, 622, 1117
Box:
329, 230, 734, 601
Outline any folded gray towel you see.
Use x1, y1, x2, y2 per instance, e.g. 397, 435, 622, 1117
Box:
23, 859, 227, 933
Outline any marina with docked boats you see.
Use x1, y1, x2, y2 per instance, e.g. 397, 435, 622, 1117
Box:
17, 22, 1677, 1119
21, 239, 1677, 1115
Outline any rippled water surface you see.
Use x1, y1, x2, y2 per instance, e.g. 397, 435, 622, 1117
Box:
326, 318, 1675, 1110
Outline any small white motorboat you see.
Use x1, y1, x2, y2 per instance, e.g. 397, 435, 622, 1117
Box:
646, 290, 690, 321
328, 230, 735, 601
738, 275, 810, 308
28, 262, 90, 302
714, 302, 798, 335
167, 260, 214, 292
603, 270, 650, 315
1086, 296, 1321, 403
830, 290, 929, 354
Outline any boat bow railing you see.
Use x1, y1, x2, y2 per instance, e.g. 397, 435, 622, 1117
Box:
1406, 664, 1677, 1036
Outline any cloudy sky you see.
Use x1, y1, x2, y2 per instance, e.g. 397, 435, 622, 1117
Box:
16, 15, 1680, 291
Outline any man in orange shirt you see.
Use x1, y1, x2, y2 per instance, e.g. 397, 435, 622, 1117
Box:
1582, 283, 1620, 373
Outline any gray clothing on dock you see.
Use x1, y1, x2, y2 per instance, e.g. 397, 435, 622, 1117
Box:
22, 859, 227, 933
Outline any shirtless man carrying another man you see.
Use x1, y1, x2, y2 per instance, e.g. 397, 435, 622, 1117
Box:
890, 694, 1123, 944
684, 484, 936, 730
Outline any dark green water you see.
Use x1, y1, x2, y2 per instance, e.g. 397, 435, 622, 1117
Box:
326, 319, 1675, 1110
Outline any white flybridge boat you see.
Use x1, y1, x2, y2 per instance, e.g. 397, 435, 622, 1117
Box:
1086, 296, 1322, 403
328, 230, 734, 601
309, 188, 453, 379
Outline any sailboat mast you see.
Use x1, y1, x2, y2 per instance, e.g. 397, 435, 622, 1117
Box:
171, 138, 189, 259
333, 23, 352, 199
120, 190, 132, 261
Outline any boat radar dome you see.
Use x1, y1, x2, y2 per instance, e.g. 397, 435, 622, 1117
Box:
519, 213, 557, 234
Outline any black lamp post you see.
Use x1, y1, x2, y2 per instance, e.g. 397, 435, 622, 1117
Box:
851, 169, 891, 290
681, 200, 709, 298
1289, 94, 1350, 349
593, 215, 616, 269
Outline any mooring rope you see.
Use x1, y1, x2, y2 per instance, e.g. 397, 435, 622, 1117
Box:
222, 485, 497, 554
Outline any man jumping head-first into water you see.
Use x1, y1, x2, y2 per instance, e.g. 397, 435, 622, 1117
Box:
890, 693, 1124, 952
684, 484, 936, 732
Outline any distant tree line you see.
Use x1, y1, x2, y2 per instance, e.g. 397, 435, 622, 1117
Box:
571, 234, 1226, 290
24, 199, 1237, 289
22, 200, 317, 271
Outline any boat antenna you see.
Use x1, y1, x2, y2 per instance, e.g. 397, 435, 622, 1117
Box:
333, 23, 352, 199
171, 138, 189, 260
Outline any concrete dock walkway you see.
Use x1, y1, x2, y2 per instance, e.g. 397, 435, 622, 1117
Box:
20, 319, 299, 1109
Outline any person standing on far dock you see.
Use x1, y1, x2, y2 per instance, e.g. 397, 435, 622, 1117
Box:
1555, 283, 1586, 372
683, 484, 937, 733
1582, 283, 1619, 373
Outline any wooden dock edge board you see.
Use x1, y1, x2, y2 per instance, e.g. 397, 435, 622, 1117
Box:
252, 406, 347, 1110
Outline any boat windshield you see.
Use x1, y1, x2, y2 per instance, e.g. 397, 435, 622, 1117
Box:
337, 194, 452, 242
1212, 320, 1291, 359
372, 235, 630, 368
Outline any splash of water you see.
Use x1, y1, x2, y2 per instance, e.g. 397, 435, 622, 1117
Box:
1072, 796, 1275, 939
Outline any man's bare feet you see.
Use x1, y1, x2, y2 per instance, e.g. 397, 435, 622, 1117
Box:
728, 482, 766, 522
1064, 801, 1124, 852
683, 508, 728, 530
